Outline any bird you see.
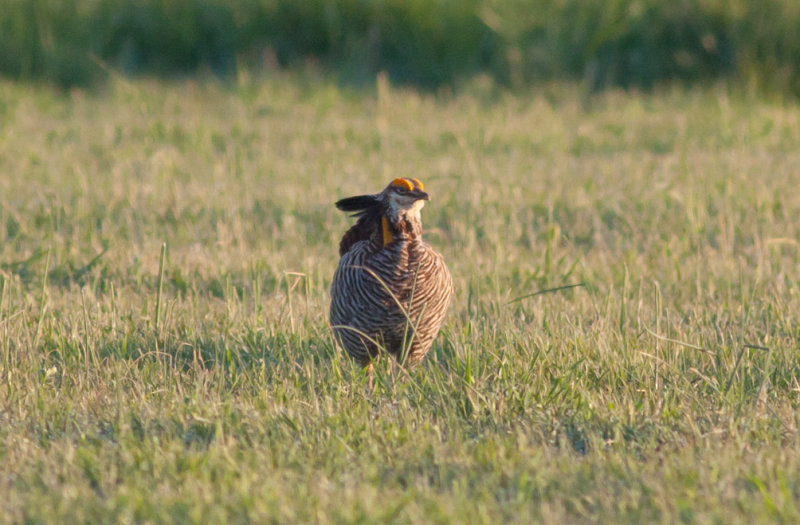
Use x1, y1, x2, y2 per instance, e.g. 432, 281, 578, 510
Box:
329, 177, 453, 383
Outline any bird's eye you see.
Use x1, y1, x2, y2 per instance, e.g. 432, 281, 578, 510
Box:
396, 187, 408, 193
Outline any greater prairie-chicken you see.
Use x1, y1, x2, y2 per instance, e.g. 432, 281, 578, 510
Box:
329, 178, 452, 376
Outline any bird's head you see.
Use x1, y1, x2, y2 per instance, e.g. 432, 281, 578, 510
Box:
335, 177, 429, 222
381, 177, 429, 222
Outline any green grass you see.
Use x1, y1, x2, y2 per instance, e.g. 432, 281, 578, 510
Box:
4, 0, 800, 96
1, 74, 800, 523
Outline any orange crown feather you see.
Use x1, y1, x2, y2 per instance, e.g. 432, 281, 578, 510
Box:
392, 177, 424, 191
391, 178, 414, 191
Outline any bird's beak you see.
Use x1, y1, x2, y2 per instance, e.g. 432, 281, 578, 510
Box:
411, 190, 429, 201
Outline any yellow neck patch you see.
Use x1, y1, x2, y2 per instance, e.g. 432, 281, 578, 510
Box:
381, 216, 393, 247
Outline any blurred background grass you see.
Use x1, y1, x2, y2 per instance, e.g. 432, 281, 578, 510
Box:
2, 0, 800, 95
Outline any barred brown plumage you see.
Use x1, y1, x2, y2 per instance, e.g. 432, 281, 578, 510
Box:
329, 178, 453, 377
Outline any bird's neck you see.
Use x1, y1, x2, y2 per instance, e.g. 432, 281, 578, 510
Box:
381, 212, 422, 247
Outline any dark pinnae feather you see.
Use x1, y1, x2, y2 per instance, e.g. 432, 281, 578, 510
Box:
335, 195, 380, 216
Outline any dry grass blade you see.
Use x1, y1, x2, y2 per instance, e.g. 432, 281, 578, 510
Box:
643, 327, 713, 354
507, 282, 585, 304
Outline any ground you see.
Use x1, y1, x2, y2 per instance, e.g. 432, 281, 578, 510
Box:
0, 74, 799, 523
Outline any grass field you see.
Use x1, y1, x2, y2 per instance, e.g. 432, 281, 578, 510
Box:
1, 74, 799, 523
